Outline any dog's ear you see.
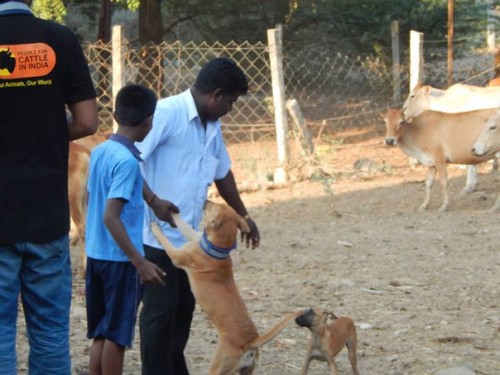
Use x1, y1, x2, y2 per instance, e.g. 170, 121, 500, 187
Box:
327, 311, 338, 320
209, 217, 223, 231
238, 216, 251, 233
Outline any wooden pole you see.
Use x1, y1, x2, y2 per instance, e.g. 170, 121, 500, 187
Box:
286, 99, 314, 156
447, 0, 454, 87
391, 20, 401, 103
112, 25, 123, 132
486, 0, 496, 53
409, 30, 424, 91
267, 25, 288, 184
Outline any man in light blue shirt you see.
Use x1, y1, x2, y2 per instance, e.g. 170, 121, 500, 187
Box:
137, 57, 260, 375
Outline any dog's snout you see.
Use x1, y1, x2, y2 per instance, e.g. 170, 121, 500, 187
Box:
295, 308, 314, 327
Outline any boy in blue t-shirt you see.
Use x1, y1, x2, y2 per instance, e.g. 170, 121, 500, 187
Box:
85, 84, 166, 374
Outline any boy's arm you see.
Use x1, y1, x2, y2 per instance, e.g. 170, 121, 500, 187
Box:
104, 198, 166, 285
142, 180, 179, 227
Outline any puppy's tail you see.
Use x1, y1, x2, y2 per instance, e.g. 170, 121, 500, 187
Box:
249, 309, 304, 349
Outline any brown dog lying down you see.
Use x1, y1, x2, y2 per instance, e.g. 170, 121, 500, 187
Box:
150, 201, 303, 375
295, 306, 360, 375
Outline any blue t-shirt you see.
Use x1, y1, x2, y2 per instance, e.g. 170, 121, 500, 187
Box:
85, 136, 144, 262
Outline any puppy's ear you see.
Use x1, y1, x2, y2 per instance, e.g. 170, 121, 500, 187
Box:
238, 216, 251, 233
327, 311, 338, 320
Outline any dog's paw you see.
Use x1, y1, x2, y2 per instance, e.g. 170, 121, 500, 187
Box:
150, 222, 162, 238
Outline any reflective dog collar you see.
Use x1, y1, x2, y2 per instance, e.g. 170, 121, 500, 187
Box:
199, 232, 236, 260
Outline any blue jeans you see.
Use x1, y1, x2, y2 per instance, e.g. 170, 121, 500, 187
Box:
0, 235, 72, 375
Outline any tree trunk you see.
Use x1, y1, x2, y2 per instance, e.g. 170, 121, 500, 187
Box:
97, 0, 111, 42
96, 0, 112, 99
138, 0, 165, 96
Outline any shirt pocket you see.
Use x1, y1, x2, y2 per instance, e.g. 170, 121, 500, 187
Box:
200, 155, 220, 186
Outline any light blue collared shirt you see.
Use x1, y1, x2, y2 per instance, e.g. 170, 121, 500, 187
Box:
136, 89, 231, 249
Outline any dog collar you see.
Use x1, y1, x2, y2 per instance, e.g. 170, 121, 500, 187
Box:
199, 232, 236, 260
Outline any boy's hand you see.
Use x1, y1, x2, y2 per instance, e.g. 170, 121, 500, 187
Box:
136, 259, 166, 285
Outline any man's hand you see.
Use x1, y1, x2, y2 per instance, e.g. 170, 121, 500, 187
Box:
241, 217, 260, 249
135, 258, 166, 285
149, 198, 179, 228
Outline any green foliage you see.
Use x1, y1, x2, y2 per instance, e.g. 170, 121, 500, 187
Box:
283, 0, 496, 59
32, 0, 67, 23
153, 0, 496, 59
32, 0, 139, 24
160, 0, 289, 43
58, 0, 498, 60
115, 0, 139, 12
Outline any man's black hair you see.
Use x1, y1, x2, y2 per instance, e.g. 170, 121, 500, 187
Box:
114, 84, 157, 127
193, 57, 248, 96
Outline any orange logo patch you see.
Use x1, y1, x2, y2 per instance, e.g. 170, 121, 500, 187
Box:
0, 43, 56, 79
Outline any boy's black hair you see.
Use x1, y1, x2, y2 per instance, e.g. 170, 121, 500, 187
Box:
193, 57, 248, 96
114, 84, 157, 127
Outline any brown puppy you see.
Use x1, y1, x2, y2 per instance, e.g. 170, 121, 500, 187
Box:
150, 201, 303, 375
295, 306, 360, 375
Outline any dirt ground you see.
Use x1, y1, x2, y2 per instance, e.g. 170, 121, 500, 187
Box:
16, 127, 500, 374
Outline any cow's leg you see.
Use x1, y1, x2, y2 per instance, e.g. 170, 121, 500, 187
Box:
460, 165, 477, 195
435, 161, 449, 212
419, 167, 436, 211
490, 194, 500, 212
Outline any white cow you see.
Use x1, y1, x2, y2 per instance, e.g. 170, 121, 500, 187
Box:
472, 108, 500, 157
384, 108, 499, 212
472, 108, 500, 211
403, 83, 500, 119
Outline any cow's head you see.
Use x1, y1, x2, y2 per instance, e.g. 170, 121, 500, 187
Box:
383, 108, 405, 146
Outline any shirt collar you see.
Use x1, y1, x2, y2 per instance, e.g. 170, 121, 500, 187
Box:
181, 89, 199, 123
199, 231, 236, 260
0, 1, 33, 16
109, 133, 143, 161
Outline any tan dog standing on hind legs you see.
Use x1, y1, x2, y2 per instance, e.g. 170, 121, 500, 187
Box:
150, 201, 303, 375
295, 306, 360, 375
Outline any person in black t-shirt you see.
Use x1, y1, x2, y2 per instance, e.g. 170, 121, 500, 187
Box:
0, 1, 98, 374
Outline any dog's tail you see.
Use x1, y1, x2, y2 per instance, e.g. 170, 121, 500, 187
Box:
249, 309, 304, 349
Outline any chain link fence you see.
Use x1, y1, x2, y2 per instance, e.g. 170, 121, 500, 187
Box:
84, 40, 273, 142
82, 34, 497, 183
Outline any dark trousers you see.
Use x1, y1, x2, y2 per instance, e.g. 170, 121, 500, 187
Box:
140, 245, 195, 375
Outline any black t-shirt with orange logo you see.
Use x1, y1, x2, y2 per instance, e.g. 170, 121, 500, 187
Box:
0, 10, 97, 244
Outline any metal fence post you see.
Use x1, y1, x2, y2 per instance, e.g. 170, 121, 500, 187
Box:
409, 30, 424, 91
112, 25, 124, 132
267, 25, 288, 184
